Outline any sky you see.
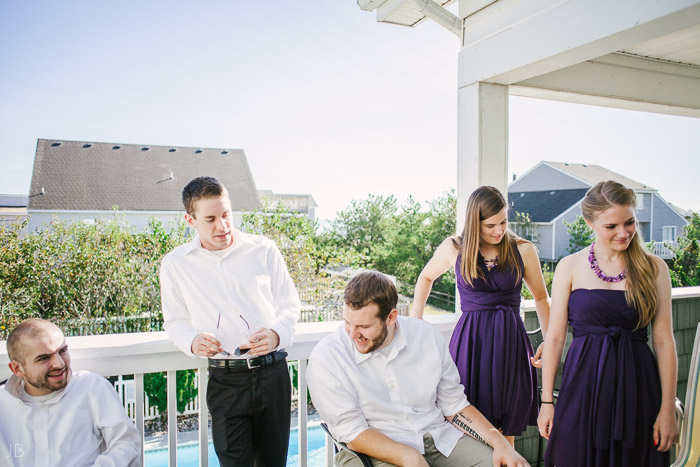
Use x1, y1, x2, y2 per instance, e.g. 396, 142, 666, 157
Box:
1, 1, 699, 221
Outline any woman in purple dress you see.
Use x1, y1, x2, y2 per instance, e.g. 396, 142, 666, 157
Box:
538, 181, 679, 466
413, 186, 551, 445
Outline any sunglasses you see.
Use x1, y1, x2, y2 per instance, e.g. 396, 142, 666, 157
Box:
216, 313, 251, 356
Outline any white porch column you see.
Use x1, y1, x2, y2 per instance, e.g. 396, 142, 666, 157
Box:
456, 82, 509, 231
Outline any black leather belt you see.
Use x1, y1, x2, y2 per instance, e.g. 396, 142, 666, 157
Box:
208, 350, 287, 370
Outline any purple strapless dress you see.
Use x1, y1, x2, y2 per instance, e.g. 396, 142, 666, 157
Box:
544, 289, 668, 467
449, 251, 538, 436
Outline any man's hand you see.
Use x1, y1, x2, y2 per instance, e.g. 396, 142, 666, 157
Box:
492, 440, 529, 467
191, 332, 223, 357
493, 441, 530, 467
239, 328, 280, 356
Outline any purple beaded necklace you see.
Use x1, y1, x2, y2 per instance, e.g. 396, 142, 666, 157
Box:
588, 242, 627, 283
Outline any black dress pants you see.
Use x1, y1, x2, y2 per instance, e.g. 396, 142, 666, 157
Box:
207, 359, 292, 467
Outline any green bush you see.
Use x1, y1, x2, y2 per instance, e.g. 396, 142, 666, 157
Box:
671, 213, 700, 287
0, 215, 188, 338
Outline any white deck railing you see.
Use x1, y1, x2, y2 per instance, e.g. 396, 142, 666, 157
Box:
3, 288, 699, 466
650, 241, 676, 259
0, 315, 459, 467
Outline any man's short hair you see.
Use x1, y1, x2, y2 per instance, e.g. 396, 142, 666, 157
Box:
6, 319, 62, 364
344, 271, 398, 321
182, 177, 228, 217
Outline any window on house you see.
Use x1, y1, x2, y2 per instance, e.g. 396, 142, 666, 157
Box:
512, 222, 538, 243
662, 226, 676, 243
636, 194, 644, 210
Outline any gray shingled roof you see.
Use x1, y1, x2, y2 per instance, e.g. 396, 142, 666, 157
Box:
545, 162, 655, 191
508, 189, 588, 223
28, 139, 261, 211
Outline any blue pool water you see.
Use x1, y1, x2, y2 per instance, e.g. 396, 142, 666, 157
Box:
145, 425, 327, 466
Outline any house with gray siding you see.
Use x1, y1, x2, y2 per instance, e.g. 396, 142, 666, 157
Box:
27, 139, 261, 232
508, 161, 688, 263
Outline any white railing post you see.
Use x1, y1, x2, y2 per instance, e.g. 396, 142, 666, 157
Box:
198, 368, 209, 466
299, 359, 309, 467
167, 370, 177, 467
134, 373, 145, 465
325, 433, 334, 466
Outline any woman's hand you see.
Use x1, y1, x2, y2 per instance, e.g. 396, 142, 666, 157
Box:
530, 342, 544, 368
537, 404, 555, 440
653, 406, 679, 452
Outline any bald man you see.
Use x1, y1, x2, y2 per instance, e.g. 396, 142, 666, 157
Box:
0, 319, 140, 467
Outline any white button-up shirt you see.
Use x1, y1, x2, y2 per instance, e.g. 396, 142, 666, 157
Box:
0, 371, 140, 467
160, 229, 301, 357
307, 316, 469, 457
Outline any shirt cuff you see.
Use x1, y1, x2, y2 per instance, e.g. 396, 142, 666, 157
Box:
270, 324, 290, 349
440, 399, 470, 418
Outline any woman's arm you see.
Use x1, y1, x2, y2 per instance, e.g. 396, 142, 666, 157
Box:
519, 242, 551, 366
650, 256, 679, 452
412, 236, 459, 319
537, 255, 574, 439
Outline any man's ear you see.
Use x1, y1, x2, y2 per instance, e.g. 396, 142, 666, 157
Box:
184, 213, 195, 228
386, 309, 399, 326
8, 361, 24, 378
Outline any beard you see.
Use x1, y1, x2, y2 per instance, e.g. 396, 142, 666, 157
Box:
356, 321, 389, 354
24, 366, 71, 394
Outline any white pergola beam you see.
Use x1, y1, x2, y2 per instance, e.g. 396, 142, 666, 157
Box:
456, 82, 509, 230
511, 53, 700, 117
459, 0, 700, 87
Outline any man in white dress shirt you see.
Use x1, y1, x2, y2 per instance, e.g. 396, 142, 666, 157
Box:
160, 176, 300, 466
307, 271, 529, 467
0, 319, 140, 467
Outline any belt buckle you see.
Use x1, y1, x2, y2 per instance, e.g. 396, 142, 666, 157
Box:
246, 357, 262, 369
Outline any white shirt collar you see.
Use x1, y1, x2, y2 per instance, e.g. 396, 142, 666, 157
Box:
184, 228, 254, 257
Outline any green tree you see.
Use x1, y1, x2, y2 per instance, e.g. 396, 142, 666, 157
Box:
325, 190, 457, 307
562, 215, 594, 254
330, 194, 397, 259
671, 213, 700, 287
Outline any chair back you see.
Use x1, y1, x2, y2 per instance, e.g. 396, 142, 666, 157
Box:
320, 422, 374, 467
672, 323, 700, 467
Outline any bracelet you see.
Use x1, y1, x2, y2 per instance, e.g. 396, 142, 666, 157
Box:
541, 401, 554, 404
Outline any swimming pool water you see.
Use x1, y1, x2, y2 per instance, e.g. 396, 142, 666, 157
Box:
144, 425, 328, 466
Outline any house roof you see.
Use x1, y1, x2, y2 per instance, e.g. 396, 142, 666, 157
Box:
28, 139, 261, 212
508, 189, 589, 223
545, 162, 655, 191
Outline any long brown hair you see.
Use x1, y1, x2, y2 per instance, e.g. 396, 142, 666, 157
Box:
454, 186, 526, 286
581, 181, 658, 329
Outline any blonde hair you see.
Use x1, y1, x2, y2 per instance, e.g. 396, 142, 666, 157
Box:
581, 181, 658, 329
454, 186, 526, 286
